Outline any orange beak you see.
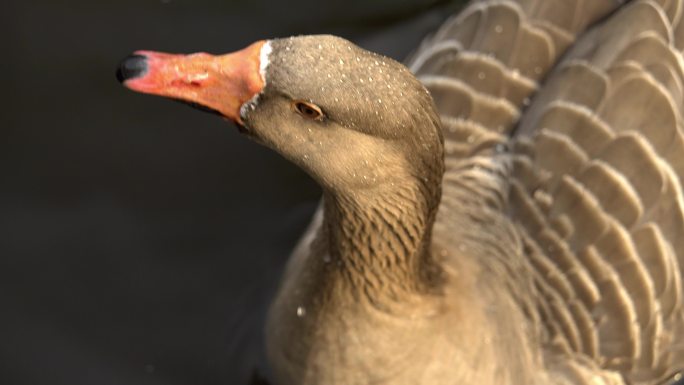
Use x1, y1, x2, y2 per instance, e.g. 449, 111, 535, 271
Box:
117, 40, 266, 124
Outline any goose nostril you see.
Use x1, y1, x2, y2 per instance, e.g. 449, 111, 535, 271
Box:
116, 54, 148, 83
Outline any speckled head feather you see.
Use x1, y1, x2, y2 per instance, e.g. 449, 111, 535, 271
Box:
241, 35, 444, 201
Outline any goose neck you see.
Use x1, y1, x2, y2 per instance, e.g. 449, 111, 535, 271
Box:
322, 180, 443, 306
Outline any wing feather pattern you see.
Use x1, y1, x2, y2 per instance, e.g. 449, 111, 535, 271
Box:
410, 0, 684, 383
513, 1, 684, 382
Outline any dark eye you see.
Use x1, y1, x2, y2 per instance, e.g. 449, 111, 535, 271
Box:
293, 101, 324, 120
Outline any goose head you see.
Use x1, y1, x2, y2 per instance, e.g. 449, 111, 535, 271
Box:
117, 35, 444, 198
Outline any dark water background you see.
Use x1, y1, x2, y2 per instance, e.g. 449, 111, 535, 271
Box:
1, 1, 459, 384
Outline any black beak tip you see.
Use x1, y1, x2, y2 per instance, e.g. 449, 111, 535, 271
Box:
116, 54, 148, 83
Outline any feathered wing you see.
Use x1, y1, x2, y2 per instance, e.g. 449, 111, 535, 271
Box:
409, 0, 684, 383
512, 1, 684, 381
409, 0, 625, 155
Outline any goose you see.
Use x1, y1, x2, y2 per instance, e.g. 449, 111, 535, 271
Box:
116, 0, 684, 384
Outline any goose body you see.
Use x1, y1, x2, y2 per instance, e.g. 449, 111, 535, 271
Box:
118, 0, 684, 384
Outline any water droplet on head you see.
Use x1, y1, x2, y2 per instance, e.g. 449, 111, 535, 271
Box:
495, 25, 503, 33
296, 306, 306, 317
478, 72, 485, 80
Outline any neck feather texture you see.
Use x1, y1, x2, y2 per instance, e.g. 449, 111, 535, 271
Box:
322, 178, 444, 308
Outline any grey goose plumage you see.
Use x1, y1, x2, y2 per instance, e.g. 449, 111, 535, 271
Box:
118, 0, 684, 384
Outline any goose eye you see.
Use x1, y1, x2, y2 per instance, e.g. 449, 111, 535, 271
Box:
293, 101, 324, 120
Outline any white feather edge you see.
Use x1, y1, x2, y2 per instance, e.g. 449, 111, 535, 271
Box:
240, 40, 272, 120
